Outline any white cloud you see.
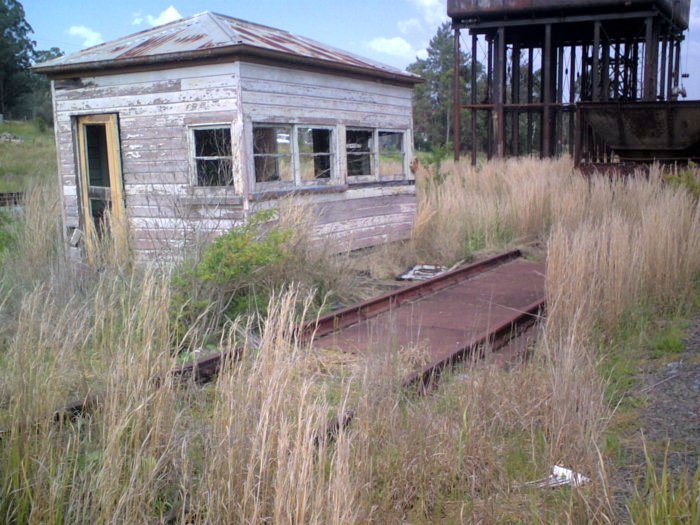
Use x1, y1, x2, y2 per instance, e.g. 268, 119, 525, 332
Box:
690, 2, 700, 30
367, 36, 418, 60
68, 25, 103, 47
133, 6, 183, 27
410, 0, 449, 29
398, 17, 423, 35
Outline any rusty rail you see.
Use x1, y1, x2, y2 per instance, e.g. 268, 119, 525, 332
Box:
304, 249, 522, 340
0, 192, 23, 207
7, 250, 543, 438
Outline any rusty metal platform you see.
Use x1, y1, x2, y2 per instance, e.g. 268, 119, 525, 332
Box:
311, 251, 546, 386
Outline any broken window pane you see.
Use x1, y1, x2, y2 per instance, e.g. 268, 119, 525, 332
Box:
193, 127, 233, 186
85, 124, 110, 188
298, 127, 332, 180
253, 125, 293, 183
346, 129, 374, 177
378, 131, 404, 177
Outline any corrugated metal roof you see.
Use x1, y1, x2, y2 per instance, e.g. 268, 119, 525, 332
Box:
34, 12, 421, 84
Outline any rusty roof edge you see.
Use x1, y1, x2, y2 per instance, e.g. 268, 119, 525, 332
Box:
32, 44, 423, 85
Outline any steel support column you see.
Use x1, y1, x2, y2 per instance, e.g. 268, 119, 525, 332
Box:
543, 24, 552, 157
495, 26, 506, 158
453, 27, 461, 160
471, 32, 477, 165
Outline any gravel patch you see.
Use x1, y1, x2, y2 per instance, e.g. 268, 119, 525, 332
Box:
612, 316, 700, 519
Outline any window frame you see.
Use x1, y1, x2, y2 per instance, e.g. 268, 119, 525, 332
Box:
296, 125, 336, 187
252, 122, 338, 190
345, 127, 376, 183
188, 124, 235, 188
376, 129, 407, 182
346, 128, 407, 184
252, 123, 295, 190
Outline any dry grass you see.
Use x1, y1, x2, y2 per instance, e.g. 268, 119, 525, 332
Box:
1, 157, 699, 523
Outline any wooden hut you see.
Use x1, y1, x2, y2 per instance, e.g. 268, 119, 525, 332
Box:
34, 12, 421, 260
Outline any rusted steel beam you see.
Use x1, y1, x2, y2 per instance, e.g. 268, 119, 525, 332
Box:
672, 38, 681, 99
453, 26, 461, 161
613, 42, 620, 99
471, 32, 478, 166
403, 298, 544, 391
527, 47, 534, 153
666, 35, 674, 99
632, 42, 639, 99
512, 42, 521, 156
602, 42, 610, 101
574, 104, 583, 165
643, 16, 655, 100
304, 250, 523, 340
659, 38, 667, 100
487, 36, 494, 159
462, 103, 569, 109
495, 26, 506, 158
569, 45, 577, 152
592, 21, 601, 101
543, 24, 552, 157
557, 46, 565, 154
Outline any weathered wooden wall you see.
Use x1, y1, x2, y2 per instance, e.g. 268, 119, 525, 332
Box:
240, 63, 416, 251
52, 60, 416, 259
53, 62, 245, 260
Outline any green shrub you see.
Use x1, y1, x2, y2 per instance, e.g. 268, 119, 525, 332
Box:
0, 211, 15, 254
665, 165, 700, 200
170, 210, 293, 345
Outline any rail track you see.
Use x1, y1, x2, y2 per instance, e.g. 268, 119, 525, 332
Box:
0, 192, 23, 207
15, 249, 547, 432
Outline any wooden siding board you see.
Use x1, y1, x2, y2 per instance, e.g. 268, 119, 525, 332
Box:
53, 59, 415, 258
240, 63, 412, 100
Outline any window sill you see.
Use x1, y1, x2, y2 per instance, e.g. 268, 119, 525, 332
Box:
179, 191, 243, 206
249, 184, 349, 202
346, 179, 415, 189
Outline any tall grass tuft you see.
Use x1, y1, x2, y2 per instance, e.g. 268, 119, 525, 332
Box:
1, 158, 700, 523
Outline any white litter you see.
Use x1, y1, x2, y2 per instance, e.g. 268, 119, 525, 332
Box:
397, 264, 447, 281
516, 465, 590, 489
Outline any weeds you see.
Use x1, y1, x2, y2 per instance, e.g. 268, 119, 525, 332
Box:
628, 443, 700, 524
1, 157, 699, 523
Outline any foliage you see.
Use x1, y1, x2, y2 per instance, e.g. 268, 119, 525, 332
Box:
170, 210, 293, 342
665, 163, 700, 200
0, 1, 61, 123
0, 210, 14, 253
628, 445, 700, 525
0, 119, 57, 192
407, 22, 485, 152
0, 0, 34, 116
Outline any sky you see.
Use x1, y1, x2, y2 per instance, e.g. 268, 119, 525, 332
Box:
21, 0, 700, 98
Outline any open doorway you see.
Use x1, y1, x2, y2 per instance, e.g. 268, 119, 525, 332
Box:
75, 114, 125, 258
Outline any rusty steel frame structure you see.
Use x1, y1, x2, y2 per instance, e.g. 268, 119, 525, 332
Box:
449, 1, 689, 164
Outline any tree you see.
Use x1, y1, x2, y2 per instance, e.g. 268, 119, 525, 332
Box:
407, 22, 485, 152
14, 47, 63, 124
0, 0, 35, 116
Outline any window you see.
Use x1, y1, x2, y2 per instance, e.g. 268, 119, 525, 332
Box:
253, 125, 293, 183
346, 129, 405, 182
192, 127, 233, 186
346, 129, 374, 178
298, 127, 333, 181
378, 131, 405, 178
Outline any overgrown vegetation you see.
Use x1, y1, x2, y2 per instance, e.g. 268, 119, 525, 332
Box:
1, 154, 700, 523
0, 119, 56, 192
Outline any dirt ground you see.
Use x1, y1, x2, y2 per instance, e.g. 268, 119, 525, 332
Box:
613, 316, 700, 518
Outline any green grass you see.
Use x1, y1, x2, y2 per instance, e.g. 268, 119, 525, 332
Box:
0, 120, 56, 192
628, 445, 700, 525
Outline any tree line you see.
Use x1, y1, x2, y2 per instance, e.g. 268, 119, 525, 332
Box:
1, 0, 62, 124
